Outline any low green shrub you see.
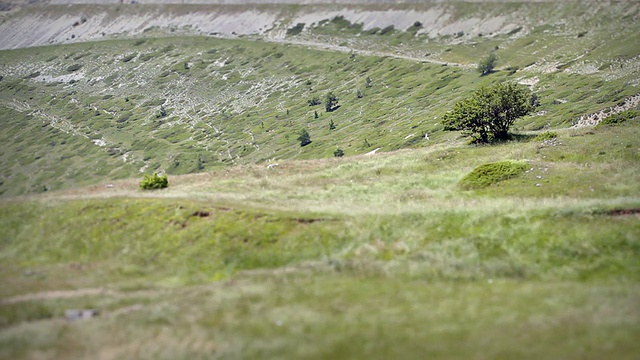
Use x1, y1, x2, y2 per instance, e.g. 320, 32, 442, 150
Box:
298, 129, 312, 147
379, 25, 395, 35
533, 131, 558, 142
121, 53, 137, 63
286, 23, 305, 36
140, 173, 168, 190
596, 110, 639, 128
458, 161, 528, 190
66, 64, 82, 72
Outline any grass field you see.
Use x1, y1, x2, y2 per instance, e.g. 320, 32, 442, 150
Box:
0, 1, 639, 358
1, 114, 639, 358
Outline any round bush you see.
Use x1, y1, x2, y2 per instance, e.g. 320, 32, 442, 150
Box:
458, 161, 528, 190
140, 173, 168, 190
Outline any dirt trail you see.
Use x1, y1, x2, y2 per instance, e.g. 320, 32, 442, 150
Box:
0, 288, 114, 305
270, 37, 468, 68
0, 286, 174, 305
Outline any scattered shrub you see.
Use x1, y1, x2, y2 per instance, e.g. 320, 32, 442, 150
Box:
286, 23, 305, 36
121, 53, 137, 62
477, 53, 497, 76
140, 173, 168, 190
24, 71, 41, 79
533, 131, 558, 142
458, 161, 528, 190
66, 64, 82, 72
330, 16, 351, 28
379, 25, 395, 35
325, 92, 339, 112
596, 110, 639, 128
156, 105, 167, 118
334, 148, 345, 157
308, 97, 321, 106
506, 65, 519, 75
366, 27, 380, 35
298, 129, 311, 147
507, 26, 523, 36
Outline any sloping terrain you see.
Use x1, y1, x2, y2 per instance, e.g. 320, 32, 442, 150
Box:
1, 116, 639, 358
0, 1, 639, 359
0, 1, 638, 196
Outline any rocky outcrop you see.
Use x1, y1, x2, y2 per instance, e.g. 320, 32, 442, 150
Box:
3, 1, 632, 50
571, 93, 640, 128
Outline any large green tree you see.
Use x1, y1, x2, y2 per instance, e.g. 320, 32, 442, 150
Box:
443, 82, 536, 143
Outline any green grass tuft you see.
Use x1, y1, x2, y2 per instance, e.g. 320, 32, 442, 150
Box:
533, 131, 558, 142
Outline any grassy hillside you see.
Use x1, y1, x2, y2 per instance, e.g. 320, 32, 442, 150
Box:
1, 2, 639, 358
0, 29, 638, 196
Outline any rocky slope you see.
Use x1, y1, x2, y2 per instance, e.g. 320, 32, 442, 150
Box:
2, 1, 637, 51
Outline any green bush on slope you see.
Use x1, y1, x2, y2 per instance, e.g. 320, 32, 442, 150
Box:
140, 173, 168, 190
458, 160, 528, 189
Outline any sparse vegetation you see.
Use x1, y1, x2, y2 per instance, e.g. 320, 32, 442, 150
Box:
66, 63, 82, 72
308, 96, 321, 106
533, 131, 558, 141
379, 25, 395, 35
121, 53, 137, 62
596, 109, 639, 128
286, 23, 305, 37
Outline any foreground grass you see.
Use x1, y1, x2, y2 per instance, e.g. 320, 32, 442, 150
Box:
1, 118, 639, 358
1, 275, 638, 359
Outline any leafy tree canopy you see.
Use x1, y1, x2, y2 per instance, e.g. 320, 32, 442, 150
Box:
443, 82, 536, 143
478, 52, 497, 76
